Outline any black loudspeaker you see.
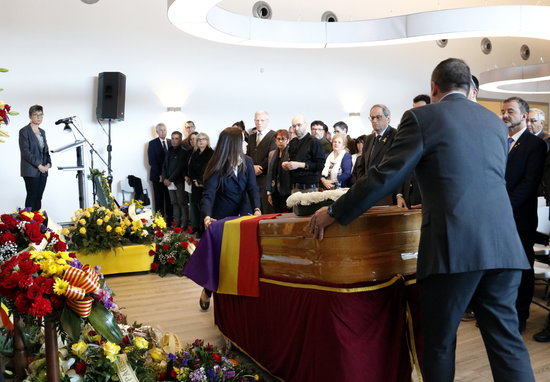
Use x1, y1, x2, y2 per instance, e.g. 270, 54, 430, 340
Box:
96, 72, 126, 121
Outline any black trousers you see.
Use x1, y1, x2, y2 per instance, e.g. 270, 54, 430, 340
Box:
419, 270, 534, 382
151, 180, 172, 224
271, 191, 291, 213
516, 230, 535, 323
23, 174, 47, 211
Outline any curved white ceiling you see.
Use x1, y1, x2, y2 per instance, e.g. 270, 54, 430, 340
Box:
167, 1, 550, 49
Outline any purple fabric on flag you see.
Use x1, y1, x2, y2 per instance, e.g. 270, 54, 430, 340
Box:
183, 216, 238, 291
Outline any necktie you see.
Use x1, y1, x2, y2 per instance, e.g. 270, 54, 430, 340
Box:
507, 137, 514, 152
256, 131, 262, 145
162, 140, 167, 152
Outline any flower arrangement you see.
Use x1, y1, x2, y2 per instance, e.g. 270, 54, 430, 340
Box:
67, 203, 167, 255
90, 168, 116, 211
0, 67, 19, 143
67, 205, 126, 255
286, 189, 349, 216
150, 227, 197, 277
162, 339, 260, 382
25, 321, 163, 382
0, 249, 121, 342
0, 210, 66, 263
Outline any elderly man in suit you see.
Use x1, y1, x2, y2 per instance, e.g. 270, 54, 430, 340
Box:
351, 104, 397, 205
527, 108, 550, 147
147, 123, 172, 223
247, 110, 277, 213
309, 58, 534, 382
502, 97, 547, 333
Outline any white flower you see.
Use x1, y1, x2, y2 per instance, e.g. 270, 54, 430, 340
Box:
286, 189, 349, 207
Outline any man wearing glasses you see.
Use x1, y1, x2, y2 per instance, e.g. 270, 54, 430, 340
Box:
351, 105, 397, 204
527, 108, 550, 146
310, 120, 331, 156
282, 115, 325, 193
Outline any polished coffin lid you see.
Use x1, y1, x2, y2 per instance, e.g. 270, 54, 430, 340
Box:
258, 206, 421, 284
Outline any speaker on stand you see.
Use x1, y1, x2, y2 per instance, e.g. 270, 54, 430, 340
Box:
96, 71, 126, 194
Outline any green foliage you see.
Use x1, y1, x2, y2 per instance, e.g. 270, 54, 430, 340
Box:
88, 302, 123, 344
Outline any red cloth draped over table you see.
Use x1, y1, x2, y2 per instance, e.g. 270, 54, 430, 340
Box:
215, 276, 423, 382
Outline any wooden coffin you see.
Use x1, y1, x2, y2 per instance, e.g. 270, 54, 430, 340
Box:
258, 206, 421, 284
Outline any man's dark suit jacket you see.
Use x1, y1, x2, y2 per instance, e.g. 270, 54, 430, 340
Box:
331, 93, 529, 280
162, 146, 187, 185
201, 156, 261, 220
19, 124, 51, 177
247, 130, 277, 188
147, 137, 171, 182
351, 126, 396, 184
506, 129, 546, 232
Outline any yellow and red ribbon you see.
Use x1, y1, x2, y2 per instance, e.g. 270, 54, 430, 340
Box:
63, 265, 100, 317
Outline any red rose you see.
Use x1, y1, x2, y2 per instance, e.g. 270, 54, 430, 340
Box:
180, 241, 189, 249
32, 214, 45, 224
25, 222, 44, 244
122, 335, 131, 344
187, 227, 193, 233
141, 218, 146, 223
174, 227, 183, 233
69, 252, 77, 258
53, 241, 67, 252
171, 221, 177, 227
28, 297, 53, 317
1, 214, 18, 230
0, 232, 16, 245
150, 263, 159, 271
18, 213, 31, 222
50, 295, 65, 309
212, 352, 222, 362
167, 256, 175, 264
148, 250, 156, 256
75, 361, 87, 375
155, 231, 164, 238
162, 244, 170, 251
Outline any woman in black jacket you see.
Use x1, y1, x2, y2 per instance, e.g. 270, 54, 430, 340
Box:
187, 132, 214, 236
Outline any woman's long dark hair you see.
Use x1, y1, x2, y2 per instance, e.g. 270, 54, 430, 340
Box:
203, 127, 246, 180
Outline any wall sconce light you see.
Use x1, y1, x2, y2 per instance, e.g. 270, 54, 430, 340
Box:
167, 107, 182, 112
348, 112, 361, 117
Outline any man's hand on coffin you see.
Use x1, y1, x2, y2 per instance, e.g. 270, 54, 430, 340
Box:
204, 216, 216, 228
309, 206, 335, 240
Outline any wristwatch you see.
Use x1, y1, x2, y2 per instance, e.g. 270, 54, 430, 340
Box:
327, 204, 335, 218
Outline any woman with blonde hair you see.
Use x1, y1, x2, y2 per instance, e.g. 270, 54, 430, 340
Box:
320, 133, 353, 190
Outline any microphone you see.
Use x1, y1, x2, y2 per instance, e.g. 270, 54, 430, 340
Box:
55, 116, 76, 125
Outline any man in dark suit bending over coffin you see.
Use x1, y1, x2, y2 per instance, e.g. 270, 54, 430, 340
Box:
309, 58, 534, 382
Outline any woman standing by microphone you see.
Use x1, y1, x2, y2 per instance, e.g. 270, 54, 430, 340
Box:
19, 105, 51, 211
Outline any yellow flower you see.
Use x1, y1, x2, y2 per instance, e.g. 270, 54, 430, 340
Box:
115, 226, 123, 234
149, 346, 164, 362
79, 227, 86, 234
105, 225, 112, 232
133, 336, 149, 349
96, 218, 103, 226
79, 219, 86, 225
71, 341, 88, 358
124, 218, 131, 226
53, 278, 69, 295
154, 217, 167, 229
102, 341, 121, 362
85, 211, 91, 218
21, 211, 34, 220
62, 228, 70, 236
70, 216, 76, 222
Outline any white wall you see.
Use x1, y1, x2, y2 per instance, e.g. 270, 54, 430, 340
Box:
2, 0, 550, 222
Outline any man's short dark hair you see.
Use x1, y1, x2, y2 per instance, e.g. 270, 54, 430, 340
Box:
413, 94, 431, 105
431, 58, 471, 94
311, 120, 328, 131
29, 105, 43, 117
333, 121, 348, 133
171, 131, 183, 139
471, 75, 479, 91
504, 96, 529, 115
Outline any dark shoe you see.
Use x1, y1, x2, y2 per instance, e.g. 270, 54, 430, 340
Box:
534, 328, 550, 342
199, 289, 210, 311
518, 320, 527, 334
461, 311, 476, 322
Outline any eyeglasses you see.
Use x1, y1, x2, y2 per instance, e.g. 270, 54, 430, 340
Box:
276, 137, 288, 141
369, 115, 385, 121
528, 118, 541, 123
311, 128, 324, 131
196, 138, 207, 142
291, 123, 303, 128
254, 119, 267, 123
